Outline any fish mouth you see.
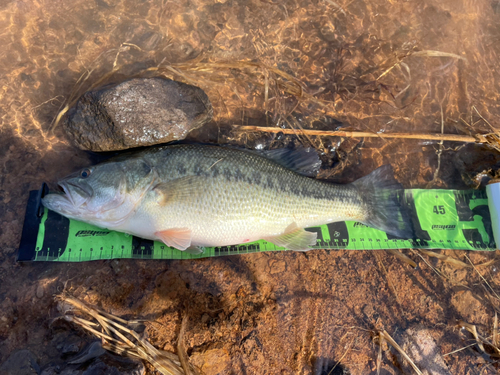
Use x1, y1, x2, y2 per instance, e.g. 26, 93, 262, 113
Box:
58, 181, 93, 207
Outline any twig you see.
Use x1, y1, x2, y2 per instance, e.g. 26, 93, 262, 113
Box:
232, 125, 481, 143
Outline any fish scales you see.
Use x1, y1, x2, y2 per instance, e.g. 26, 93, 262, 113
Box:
135, 145, 364, 244
42, 144, 412, 251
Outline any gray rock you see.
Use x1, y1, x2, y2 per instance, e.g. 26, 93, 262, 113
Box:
64, 77, 213, 151
61, 343, 81, 356
0, 349, 40, 375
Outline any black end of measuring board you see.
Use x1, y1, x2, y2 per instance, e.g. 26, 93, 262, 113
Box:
17, 183, 49, 262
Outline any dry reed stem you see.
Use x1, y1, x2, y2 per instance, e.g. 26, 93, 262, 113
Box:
57, 294, 194, 375
233, 125, 482, 142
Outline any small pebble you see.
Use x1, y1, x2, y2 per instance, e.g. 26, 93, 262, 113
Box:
36, 285, 44, 299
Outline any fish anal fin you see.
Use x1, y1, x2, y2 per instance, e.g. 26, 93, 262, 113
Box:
155, 228, 192, 250
153, 176, 204, 207
185, 246, 204, 255
265, 223, 317, 251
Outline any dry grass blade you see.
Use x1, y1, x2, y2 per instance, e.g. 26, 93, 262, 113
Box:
418, 249, 470, 268
328, 336, 355, 375
475, 259, 497, 268
443, 341, 481, 356
458, 320, 500, 357
459, 321, 487, 353
411, 249, 468, 287
483, 133, 500, 153
152, 60, 323, 107
412, 50, 467, 61
473, 105, 497, 133
465, 254, 500, 301
56, 294, 190, 375
386, 249, 417, 268
458, 321, 500, 354
377, 332, 384, 375
494, 313, 498, 348
380, 330, 423, 375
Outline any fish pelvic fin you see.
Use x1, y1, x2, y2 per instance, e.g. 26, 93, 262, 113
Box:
265, 222, 317, 251
352, 165, 414, 239
155, 228, 192, 250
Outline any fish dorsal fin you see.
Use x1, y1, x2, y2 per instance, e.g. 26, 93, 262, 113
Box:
155, 228, 192, 250
153, 176, 203, 206
256, 147, 321, 177
264, 222, 317, 251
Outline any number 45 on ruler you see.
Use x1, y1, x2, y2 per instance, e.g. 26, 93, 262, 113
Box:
433, 205, 446, 214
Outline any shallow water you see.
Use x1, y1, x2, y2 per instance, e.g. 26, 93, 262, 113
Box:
2, 0, 500, 373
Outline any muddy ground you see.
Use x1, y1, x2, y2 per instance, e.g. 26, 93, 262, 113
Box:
2, 0, 500, 374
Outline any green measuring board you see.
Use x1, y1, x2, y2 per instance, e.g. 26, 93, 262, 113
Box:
17, 185, 496, 262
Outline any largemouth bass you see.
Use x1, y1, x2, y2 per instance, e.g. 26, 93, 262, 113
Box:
42, 144, 412, 251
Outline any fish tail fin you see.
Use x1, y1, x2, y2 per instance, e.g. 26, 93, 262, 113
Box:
352, 165, 414, 239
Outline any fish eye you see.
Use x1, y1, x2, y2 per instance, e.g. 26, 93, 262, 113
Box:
80, 168, 92, 178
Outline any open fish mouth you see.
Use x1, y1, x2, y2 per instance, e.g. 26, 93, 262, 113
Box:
58, 181, 93, 207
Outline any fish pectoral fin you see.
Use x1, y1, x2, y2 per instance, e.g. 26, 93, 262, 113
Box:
155, 228, 192, 250
153, 176, 204, 206
264, 223, 317, 251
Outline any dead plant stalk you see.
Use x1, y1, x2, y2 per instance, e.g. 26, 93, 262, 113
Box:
233, 125, 484, 143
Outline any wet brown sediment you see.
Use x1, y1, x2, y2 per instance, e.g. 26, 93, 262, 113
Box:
2, 0, 500, 373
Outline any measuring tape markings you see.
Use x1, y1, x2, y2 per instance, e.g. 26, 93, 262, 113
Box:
20, 187, 497, 262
